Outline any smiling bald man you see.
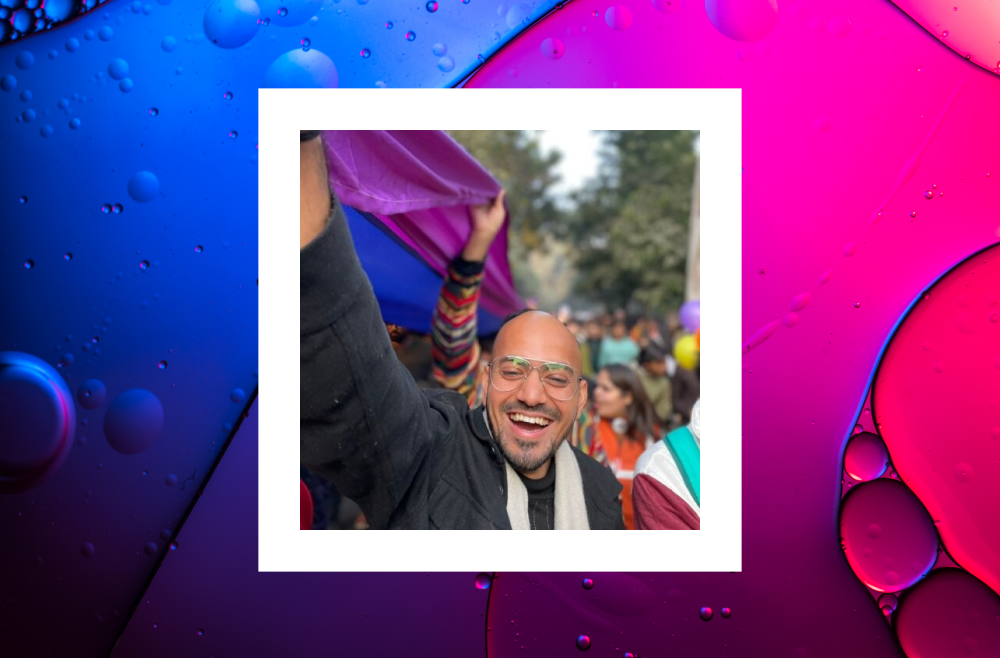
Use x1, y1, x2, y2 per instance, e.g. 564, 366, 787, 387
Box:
299, 131, 624, 530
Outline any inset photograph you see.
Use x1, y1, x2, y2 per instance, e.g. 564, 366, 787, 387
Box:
299, 129, 701, 531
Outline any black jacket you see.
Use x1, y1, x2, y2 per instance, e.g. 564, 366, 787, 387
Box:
300, 199, 625, 530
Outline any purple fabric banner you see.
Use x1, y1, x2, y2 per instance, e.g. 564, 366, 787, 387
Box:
322, 130, 524, 321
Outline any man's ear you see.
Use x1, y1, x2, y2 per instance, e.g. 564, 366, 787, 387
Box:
576, 378, 589, 417
478, 363, 490, 402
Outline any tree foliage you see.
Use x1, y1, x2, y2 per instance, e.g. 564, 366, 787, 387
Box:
565, 130, 698, 315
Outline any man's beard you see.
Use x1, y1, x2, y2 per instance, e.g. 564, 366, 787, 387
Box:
486, 391, 566, 475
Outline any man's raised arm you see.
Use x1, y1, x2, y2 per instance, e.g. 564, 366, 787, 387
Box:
299, 132, 442, 529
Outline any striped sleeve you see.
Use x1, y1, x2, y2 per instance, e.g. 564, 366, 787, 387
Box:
431, 257, 484, 405
572, 406, 609, 467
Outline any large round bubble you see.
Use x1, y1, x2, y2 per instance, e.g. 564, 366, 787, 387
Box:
262, 49, 338, 88
77, 379, 107, 410
104, 389, 164, 455
840, 478, 938, 593
257, 0, 321, 27
203, 0, 260, 49
127, 171, 161, 203
704, 0, 778, 42
43, 0, 74, 21
0, 352, 75, 492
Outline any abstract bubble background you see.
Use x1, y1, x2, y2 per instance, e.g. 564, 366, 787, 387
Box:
2, 0, 999, 654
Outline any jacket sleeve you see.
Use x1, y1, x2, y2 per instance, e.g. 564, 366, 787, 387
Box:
632, 473, 700, 530
300, 198, 445, 529
430, 256, 484, 405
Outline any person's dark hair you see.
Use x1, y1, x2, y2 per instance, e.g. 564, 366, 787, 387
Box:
601, 363, 659, 443
638, 344, 665, 365
500, 308, 536, 328
300, 130, 323, 142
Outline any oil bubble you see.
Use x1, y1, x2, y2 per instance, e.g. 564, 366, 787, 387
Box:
506, 3, 530, 28
223, 91, 233, 100
699, 606, 713, 620
910, 211, 917, 218
77, 379, 107, 409
19, 196, 27, 203
0, 75, 15, 92
844, 432, 889, 481
69, 118, 81, 129
705, 0, 776, 41
24, 259, 34, 269
426, 0, 437, 10
20, 89, 31, 101
98, 25, 113, 41
119, 79, 134, 93
432, 42, 447, 56
65, 38, 79, 52
815, 116, 832, 132
104, 389, 164, 455
360, 47, 370, 58
158, 360, 167, 369
203, 0, 261, 49
576, 635, 591, 650
113, 204, 123, 214
15, 51, 34, 70
149, 108, 159, 117
475, 573, 492, 589
81, 542, 95, 556
605, 5, 632, 30
582, 577, 593, 589
40, 125, 53, 138
230, 388, 246, 403
128, 171, 160, 203
101, 204, 112, 213
22, 109, 35, 122
721, 607, 731, 617
405, 30, 415, 40
143, 542, 158, 555
437, 56, 454, 71
261, 48, 338, 88
854, 302, 861, 308
540, 37, 564, 59
161, 36, 177, 51
108, 58, 129, 80
165, 473, 177, 486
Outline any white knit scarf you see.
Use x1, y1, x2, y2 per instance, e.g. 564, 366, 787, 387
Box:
483, 409, 591, 530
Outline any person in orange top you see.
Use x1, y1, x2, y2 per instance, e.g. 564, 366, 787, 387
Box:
591, 364, 662, 529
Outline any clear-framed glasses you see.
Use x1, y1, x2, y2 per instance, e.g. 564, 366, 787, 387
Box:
488, 355, 581, 401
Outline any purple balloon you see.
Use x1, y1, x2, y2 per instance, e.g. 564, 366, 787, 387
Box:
679, 299, 700, 332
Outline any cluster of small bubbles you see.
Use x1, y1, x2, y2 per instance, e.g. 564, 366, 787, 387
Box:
64, 252, 73, 260
229, 130, 238, 139
582, 577, 593, 589
405, 30, 415, 40
149, 108, 158, 116
575, 635, 591, 650
426, 0, 437, 10
223, 91, 233, 100
474, 573, 492, 589
360, 48, 370, 58
721, 607, 731, 618
301, 37, 310, 50
24, 259, 34, 269
195, 245, 204, 253
699, 606, 713, 620
158, 360, 167, 369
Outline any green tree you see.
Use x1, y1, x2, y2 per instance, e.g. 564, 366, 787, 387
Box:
566, 130, 697, 315
447, 130, 565, 302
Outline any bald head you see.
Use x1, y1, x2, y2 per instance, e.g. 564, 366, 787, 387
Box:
493, 310, 582, 373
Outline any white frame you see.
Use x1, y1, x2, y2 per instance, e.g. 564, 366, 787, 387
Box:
259, 89, 742, 572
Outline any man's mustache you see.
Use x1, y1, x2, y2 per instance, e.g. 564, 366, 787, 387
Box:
500, 401, 561, 422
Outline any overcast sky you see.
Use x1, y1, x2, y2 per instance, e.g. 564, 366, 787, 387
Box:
536, 130, 602, 209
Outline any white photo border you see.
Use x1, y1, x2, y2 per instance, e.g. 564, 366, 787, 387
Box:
259, 88, 741, 572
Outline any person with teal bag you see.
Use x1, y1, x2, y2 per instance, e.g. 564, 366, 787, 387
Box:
632, 399, 700, 529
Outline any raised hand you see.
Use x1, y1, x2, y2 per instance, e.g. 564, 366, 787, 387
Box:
461, 189, 507, 262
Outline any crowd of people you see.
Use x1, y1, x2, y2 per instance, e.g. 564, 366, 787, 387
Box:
300, 131, 700, 531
